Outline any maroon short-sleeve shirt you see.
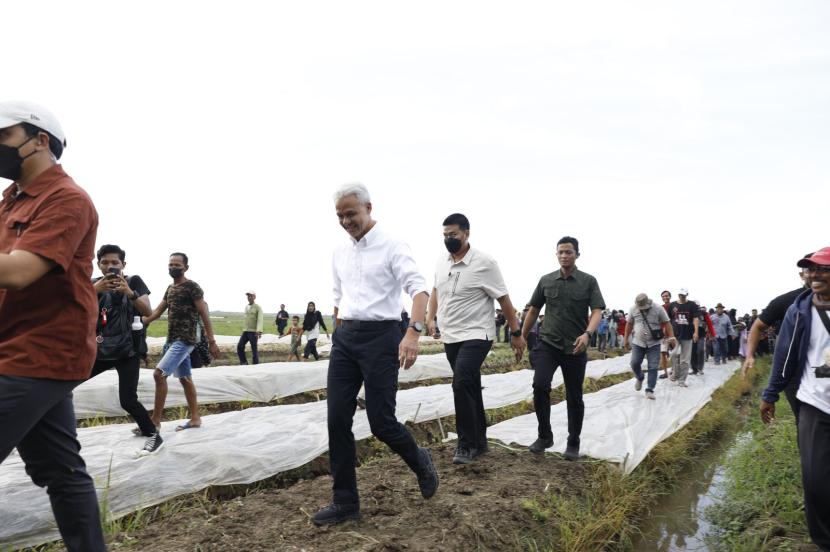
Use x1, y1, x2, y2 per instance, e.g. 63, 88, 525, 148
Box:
0, 165, 99, 380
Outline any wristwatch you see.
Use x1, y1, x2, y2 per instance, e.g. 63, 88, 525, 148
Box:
511, 329, 522, 338
409, 321, 425, 333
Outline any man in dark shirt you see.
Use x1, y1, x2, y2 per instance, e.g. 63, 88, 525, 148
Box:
89, 244, 156, 438
142, 252, 221, 454
668, 288, 699, 387
276, 304, 289, 336
0, 102, 106, 551
742, 253, 813, 423
521, 236, 605, 461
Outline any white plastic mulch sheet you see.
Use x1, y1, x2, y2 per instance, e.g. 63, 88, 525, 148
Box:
73, 353, 454, 419
0, 354, 632, 548
488, 360, 740, 474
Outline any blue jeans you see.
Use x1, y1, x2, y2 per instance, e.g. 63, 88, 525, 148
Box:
158, 340, 195, 378
630, 343, 660, 392
714, 338, 728, 363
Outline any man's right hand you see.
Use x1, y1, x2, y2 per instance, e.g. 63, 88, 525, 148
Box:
427, 321, 439, 339
623, 338, 630, 351
760, 400, 775, 424
741, 356, 755, 378
93, 276, 115, 293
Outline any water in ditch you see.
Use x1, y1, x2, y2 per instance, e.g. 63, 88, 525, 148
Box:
632, 424, 751, 552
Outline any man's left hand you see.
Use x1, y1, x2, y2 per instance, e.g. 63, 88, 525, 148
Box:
572, 333, 590, 354
692, 332, 699, 343
399, 331, 419, 370
256, 332, 262, 339
510, 335, 526, 361
209, 341, 222, 359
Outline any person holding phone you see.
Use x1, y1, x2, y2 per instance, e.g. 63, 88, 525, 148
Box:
89, 244, 155, 438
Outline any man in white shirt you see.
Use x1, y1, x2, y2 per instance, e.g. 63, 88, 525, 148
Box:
312, 182, 438, 526
761, 246, 830, 550
425, 213, 525, 465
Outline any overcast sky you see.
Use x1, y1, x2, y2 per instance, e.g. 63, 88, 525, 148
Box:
5, 1, 828, 319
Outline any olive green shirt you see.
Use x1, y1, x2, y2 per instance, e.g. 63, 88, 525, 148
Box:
529, 268, 605, 354
244, 303, 264, 333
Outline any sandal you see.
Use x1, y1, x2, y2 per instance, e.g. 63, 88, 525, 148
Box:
175, 421, 202, 431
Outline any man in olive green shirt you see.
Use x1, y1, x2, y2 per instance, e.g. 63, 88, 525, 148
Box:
237, 291, 264, 364
521, 236, 605, 460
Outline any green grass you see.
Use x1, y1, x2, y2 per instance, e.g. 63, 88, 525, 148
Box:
704, 362, 814, 551
145, 311, 336, 338
517, 359, 765, 551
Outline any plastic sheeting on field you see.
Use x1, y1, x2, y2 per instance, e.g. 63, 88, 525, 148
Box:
487, 360, 740, 474
73, 353, 455, 419
0, 354, 633, 548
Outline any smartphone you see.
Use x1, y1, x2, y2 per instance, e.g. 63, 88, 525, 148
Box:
107, 267, 121, 277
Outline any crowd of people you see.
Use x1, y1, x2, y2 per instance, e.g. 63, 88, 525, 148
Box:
0, 103, 827, 551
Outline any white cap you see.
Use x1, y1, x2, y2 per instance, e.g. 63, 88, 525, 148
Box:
679, 287, 689, 296
0, 101, 66, 147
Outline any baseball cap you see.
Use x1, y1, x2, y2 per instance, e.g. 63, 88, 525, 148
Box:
797, 247, 830, 268
679, 287, 689, 296
635, 293, 652, 309
0, 101, 66, 147
245, 291, 255, 295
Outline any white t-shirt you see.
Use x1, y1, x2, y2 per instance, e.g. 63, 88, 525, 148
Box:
434, 246, 508, 344
796, 306, 830, 416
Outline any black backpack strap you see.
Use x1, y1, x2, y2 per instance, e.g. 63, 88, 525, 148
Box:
816, 307, 830, 336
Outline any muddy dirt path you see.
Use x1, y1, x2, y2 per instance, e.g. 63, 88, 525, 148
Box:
121, 441, 590, 551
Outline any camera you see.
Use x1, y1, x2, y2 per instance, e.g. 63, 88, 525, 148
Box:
815, 364, 830, 378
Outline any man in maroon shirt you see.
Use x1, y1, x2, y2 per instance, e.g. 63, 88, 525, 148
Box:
0, 102, 105, 551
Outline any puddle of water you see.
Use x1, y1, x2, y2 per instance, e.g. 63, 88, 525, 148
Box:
633, 428, 751, 552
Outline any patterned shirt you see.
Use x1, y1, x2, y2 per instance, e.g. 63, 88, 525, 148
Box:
163, 280, 204, 345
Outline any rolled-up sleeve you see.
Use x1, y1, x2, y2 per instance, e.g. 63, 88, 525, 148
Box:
390, 241, 428, 299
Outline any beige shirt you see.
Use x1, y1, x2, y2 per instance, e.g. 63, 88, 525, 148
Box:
434, 246, 508, 344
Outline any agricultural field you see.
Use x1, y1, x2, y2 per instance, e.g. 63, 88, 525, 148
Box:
9, 338, 813, 552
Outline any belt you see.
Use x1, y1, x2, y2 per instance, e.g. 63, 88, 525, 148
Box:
340, 320, 399, 330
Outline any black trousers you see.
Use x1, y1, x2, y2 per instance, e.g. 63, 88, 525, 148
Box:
797, 402, 830, 551
444, 339, 493, 450
91, 355, 156, 436
237, 331, 259, 364
327, 321, 421, 504
304, 338, 320, 360
0, 375, 106, 552
530, 341, 587, 446
277, 321, 287, 336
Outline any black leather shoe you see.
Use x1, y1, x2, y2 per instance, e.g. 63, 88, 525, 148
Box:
452, 447, 476, 464
529, 437, 553, 454
312, 502, 360, 526
472, 443, 488, 458
417, 447, 439, 499
564, 443, 580, 461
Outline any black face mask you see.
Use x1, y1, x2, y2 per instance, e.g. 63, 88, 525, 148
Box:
168, 268, 184, 279
0, 137, 36, 181
444, 237, 463, 254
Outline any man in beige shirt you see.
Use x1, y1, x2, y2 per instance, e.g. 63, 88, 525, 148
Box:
426, 213, 525, 464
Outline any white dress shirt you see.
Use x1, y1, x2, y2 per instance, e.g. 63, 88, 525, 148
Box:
434, 246, 508, 344
333, 224, 428, 321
